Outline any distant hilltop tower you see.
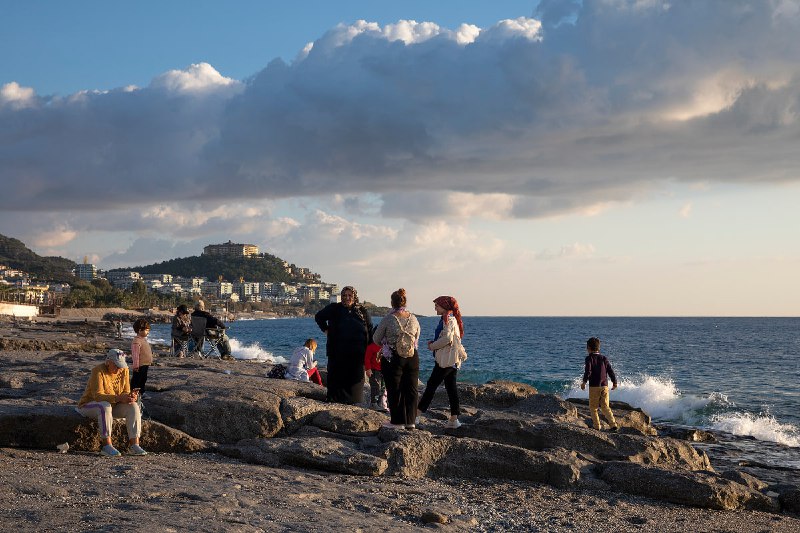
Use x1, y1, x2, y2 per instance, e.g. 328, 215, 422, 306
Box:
203, 241, 259, 258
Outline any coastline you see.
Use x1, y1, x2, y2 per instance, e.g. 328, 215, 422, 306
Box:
1, 317, 798, 531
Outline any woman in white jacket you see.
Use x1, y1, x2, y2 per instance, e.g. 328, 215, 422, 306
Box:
417, 295, 467, 429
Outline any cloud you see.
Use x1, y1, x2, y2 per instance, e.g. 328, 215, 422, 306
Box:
0, 82, 37, 109
2, 2, 800, 223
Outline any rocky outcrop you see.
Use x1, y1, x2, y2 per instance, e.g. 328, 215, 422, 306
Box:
599, 461, 780, 512
0, 348, 792, 515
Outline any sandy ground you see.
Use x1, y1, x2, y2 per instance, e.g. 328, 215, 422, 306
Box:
1, 447, 799, 533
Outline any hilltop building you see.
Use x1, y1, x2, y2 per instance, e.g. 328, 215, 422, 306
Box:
203, 241, 259, 258
74, 261, 97, 281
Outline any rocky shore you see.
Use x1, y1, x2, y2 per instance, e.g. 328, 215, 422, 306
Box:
1, 316, 798, 532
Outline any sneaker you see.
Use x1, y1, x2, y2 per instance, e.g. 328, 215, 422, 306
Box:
100, 444, 121, 457
127, 444, 148, 456
405, 424, 416, 430
445, 419, 462, 429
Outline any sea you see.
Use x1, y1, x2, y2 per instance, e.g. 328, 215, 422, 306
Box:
143, 316, 800, 473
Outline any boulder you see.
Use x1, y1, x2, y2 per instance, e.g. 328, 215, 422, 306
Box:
145, 387, 284, 443
511, 395, 578, 420
599, 462, 779, 512
779, 486, 800, 514
280, 396, 330, 435
567, 398, 656, 435
311, 406, 386, 436
235, 436, 388, 476
383, 431, 583, 488
720, 470, 769, 491
0, 405, 209, 453
462, 411, 710, 471
457, 380, 538, 407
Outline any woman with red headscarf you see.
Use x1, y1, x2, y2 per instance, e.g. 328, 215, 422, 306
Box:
417, 295, 467, 429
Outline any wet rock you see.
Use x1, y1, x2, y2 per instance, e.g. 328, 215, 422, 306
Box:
778, 486, 800, 514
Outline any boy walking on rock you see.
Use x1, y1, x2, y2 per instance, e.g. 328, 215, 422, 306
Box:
580, 337, 619, 431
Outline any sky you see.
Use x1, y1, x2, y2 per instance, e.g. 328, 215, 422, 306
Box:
2, 0, 799, 316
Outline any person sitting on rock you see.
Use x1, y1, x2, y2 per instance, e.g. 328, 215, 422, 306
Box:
580, 337, 620, 431
285, 338, 323, 385
76, 348, 148, 456
192, 300, 233, 359
170, 304, 192, 357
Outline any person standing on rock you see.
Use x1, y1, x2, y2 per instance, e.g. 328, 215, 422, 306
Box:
580, 337, 620, 431
130, 318, 153, 399
315, 286, 373, 404
76, 348, 148, 456
417, 295, 467, 429
373, 288, 421, 429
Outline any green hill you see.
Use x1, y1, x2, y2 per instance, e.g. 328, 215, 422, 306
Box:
117, 253, 314, 284
0, 234, 77, 282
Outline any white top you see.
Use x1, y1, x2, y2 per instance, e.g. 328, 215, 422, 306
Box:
286, 346, 316, 382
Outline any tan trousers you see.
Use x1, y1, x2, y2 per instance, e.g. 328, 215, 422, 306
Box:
588, 386, 617, 429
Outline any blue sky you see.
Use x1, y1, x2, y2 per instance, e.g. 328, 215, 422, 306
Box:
1, 1, 799, 316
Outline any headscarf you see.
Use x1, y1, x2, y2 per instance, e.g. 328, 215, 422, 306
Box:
341, 286, 367, 326
340, 286, 360, 305
433, 295, 464, 337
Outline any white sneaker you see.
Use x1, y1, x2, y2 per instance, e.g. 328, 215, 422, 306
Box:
127, 444, 148, 456
100, 444, 121, 457
445, 419, 462, 429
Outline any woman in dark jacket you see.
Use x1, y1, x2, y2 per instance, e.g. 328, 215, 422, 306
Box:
315, 286, 373, 404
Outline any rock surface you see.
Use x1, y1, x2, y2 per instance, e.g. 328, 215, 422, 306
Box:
1, 322, 799, 529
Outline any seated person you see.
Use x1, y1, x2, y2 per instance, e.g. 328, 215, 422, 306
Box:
76, 349, 148, 457
285, 338, 322, 385
171, 304, 192, 356
192, 300, 232, 358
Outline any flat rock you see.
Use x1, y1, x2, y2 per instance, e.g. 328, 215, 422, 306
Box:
599, 461, 780, 512
235, 436, 388, 476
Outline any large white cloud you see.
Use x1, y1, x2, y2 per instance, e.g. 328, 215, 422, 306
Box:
2, 1, 800, 222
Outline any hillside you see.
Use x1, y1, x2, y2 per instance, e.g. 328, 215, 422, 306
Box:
118, 253, 311, 284
0, 234, 76, 282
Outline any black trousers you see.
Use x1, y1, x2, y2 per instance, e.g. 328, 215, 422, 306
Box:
418, 363, 460, 416
382, 351, 419, 425
130, 365, 149, 393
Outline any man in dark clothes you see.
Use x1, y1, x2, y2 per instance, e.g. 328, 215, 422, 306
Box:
314, 286, 372, 404
192, 301, 232, 358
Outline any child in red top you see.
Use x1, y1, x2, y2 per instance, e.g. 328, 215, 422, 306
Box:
364, 340, 387, 411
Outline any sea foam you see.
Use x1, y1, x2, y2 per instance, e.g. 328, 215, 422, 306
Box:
564, 373, 799, 447
709, 412, 800, 447
229, 338, 286, 364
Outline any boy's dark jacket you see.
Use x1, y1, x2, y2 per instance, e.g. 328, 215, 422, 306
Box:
583, 353, 617, 387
